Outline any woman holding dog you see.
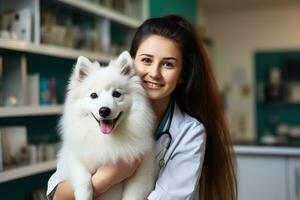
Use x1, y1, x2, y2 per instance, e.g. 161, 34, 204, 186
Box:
48, 15, 237, 200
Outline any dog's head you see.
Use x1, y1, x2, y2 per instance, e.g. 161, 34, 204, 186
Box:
68, 51, 136, 135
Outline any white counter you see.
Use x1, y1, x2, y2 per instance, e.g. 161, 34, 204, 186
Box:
235, 145, 300, 200
234, 145, 300, 156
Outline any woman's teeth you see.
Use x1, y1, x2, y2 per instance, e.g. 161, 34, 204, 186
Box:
145, 81, 162, 89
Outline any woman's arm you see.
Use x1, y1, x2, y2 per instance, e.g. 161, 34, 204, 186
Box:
92, 158, 141, 197
52, 172, 112, 200
51, 158, 141, 200
52, 181, 74, 200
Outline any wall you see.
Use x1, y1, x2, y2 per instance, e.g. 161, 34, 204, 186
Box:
204, 5, 300, 141
150, 0, 196, 24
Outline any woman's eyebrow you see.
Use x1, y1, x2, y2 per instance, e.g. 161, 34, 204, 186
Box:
138, 54, 177, 61
138, 53, 153, 57
163, 57, 177, 61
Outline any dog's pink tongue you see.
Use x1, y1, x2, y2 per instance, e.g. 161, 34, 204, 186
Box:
100, 120, 114, 134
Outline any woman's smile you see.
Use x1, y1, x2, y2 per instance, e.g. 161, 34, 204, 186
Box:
143, 80, 164, 89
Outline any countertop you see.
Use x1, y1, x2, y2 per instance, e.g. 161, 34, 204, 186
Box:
234, 144, 300, 156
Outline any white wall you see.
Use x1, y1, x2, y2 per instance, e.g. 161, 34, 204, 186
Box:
203, 5, 300, 141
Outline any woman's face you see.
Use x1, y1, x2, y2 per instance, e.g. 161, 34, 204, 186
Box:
134, 35, 183, 102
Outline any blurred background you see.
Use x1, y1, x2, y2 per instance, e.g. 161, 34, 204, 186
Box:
0, 0, 299, 199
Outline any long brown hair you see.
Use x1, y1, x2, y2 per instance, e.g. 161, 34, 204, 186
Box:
130, 15, 237, 200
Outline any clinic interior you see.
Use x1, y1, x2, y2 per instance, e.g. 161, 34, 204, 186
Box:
0, 0, 300, 199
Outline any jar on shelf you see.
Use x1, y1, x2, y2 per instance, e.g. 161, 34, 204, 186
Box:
264, 67, 286, 103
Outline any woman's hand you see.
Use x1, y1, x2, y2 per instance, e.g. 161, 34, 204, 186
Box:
53, 181, 75, 200
52, 158, 141, 200
92, 158, 142, 198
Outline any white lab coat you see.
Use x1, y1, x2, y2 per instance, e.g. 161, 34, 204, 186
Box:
47, 102, 206, 200
148, 102, 206, 200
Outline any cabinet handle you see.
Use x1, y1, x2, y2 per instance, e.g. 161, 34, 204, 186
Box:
296, 168, 300, 199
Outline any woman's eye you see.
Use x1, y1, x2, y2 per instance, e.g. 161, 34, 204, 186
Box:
141, 58, 152, 64
90, 93, 98, 99
112, 91, 122, 98
162, 62, 174, 68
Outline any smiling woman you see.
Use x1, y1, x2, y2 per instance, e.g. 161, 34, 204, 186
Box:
134, 35, 183, 120
129, 15, 237, 200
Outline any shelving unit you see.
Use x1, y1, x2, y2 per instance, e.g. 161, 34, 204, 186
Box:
255, 51, 300, 141
0, 1, 148, 199
0, 160, 56, 183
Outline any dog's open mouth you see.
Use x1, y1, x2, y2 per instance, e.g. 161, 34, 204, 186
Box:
92, 112, 122, 134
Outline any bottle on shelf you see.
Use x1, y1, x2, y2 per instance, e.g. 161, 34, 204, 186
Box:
264, 67, 286, 104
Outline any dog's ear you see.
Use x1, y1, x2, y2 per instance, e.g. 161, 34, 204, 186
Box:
74, 56, 94, 80
116, 51, 135, 77
69, 56, 95, 89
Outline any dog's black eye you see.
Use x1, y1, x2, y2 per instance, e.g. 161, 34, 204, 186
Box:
90, 93, 98, 99
112, 91, 122, 98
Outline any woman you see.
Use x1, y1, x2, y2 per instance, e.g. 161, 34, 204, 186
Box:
47, 15, 237, 200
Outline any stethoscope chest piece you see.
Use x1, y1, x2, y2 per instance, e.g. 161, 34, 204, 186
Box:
159, 159, 166, 168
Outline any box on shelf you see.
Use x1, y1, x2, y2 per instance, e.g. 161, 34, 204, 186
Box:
27, 73, 40, 106
41, 24, 67, 46
48, 77, 57, 105
1, 126, 28, 167
0, 8, 32, 42
287, 82, 300, 103
39, 77, 57, 106
2, 55, 28, 106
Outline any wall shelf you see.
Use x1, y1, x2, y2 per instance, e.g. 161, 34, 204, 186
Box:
0, 160, 56, 183
57, 0, 141, 28
0, 39, 115, 62
0, 105, 63, 118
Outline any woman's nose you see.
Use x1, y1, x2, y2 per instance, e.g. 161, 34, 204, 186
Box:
149, 64, 161, 78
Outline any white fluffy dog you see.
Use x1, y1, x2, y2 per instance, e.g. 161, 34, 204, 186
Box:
56, 51, 156, 200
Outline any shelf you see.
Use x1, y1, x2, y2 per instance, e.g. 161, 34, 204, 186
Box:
257, 101, 300, 107
0, 105, 63, 117
0, 160, 56, 183
0, 39, 115, 62
58, 0, 141, 28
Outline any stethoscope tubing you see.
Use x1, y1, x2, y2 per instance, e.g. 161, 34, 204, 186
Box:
157, 101, 174, 169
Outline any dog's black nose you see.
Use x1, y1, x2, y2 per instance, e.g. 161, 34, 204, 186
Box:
99, 107, 111, 118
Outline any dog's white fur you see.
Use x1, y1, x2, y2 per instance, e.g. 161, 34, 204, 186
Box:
56, 51, 156, 200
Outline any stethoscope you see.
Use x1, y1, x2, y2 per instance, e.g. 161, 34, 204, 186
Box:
156, 101, 174, 169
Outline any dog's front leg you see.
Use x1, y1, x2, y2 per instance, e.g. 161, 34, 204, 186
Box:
122, 151, 155, 200
69, 157, 93, 200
